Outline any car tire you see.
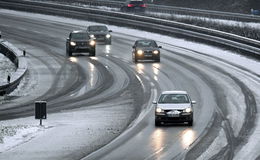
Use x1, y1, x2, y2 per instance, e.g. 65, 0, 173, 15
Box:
155, 120, 161, 126
134, 57, 138, 63
106, 40, 111, 45
188, 120, 193, 126
90, 49, 96, 57
66, 49, 72, 57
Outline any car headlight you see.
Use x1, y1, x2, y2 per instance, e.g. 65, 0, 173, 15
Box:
106, 34, 111, 39
156, 107, 164, 113
137, 50, 143, 55
90, 34, 95, 38
89, 40, 96, 46
185, 107, 192, 113
70, 41, 76, 46
153, 50, 159, 54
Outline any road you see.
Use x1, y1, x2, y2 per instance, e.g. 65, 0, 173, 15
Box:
0, 10, 259, 160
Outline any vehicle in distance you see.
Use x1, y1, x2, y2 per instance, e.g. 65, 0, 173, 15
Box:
132, 39, 161, 63
86, 25, 112, 45
66, 30, 96, 57
154, 91, 196, 126
120, 0, 146, 12
251, 9, 260, 15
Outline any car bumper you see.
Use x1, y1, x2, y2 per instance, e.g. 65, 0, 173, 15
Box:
136, 54, 160, 60
70, 46, 94, 52
155, 113, 193, 123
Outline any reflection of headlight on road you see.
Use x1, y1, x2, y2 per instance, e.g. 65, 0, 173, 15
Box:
89, 40, 96, 46
153, 50, 159, 54
137, 50, 143, 55
90, 34, 95, 38
185, 107, 192, 113
156, 107, 164, 113
106, 34, 111, 39
70, 41, 76, 46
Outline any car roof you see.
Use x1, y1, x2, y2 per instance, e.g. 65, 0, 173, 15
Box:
161, 91, 188, 95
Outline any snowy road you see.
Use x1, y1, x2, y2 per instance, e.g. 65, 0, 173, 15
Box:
0, 9, 259, 160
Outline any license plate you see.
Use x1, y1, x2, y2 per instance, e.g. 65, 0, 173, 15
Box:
167, 111, 180, 117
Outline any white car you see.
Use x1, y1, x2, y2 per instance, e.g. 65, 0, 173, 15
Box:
154, 91, 196, 126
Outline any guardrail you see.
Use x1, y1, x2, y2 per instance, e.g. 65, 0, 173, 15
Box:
0, 39, 27, 96
31, 0, 260, 22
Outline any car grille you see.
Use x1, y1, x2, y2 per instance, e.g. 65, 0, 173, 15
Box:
164, 109, 183, 113
144, 51, 153, 56
77, 42, 88, 46
95, 35, 105, 38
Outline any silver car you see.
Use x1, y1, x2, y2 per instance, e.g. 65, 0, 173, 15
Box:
154, 91, 196, 126
86, 25, 112, 45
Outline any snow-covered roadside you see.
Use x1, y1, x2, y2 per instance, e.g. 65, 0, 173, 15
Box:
147, 11, 260, 30
0, 53, 16, 86
0, 101, 134, 160
0, 9, 259, 159
0, 125, 47, 152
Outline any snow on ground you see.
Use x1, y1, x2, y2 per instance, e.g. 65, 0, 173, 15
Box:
0, 53, 16, 85
0, 125, 46, 152
0, 9, 259, 159
147, 11, 260, 30
197, 128, 228, 160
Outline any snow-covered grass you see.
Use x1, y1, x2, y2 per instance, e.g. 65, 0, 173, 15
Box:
146, 11, 260, 40
0, 125, 45, 152
0, 53, 16, 85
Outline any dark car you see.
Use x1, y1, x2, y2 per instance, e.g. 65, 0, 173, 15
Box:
120, 0, 146, 12
86, 25, 112, 45
132, 39, 161, 63
66, 31, 96, 57
251, 9, 260, 15
154, 91, 196, 126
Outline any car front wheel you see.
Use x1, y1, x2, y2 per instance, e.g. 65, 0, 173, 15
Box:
89, 49, 96, 56
188, 120, 193, 126
66, 49, 72, 57
155, 120, 161, 126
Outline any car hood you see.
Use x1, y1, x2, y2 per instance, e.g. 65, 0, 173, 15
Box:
156, 103, 191, 110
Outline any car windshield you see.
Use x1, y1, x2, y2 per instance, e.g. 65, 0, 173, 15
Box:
71, 33, 89, 40
88, 26, 108, 32
135, 40, 157, 47
158, 94, 190, 104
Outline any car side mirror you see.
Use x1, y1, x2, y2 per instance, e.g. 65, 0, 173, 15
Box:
109, 30, 112, 32
152, 101, 157, 104
66, 38, 70, 41
192, 101, 196, 104
158, 46, 162, 48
